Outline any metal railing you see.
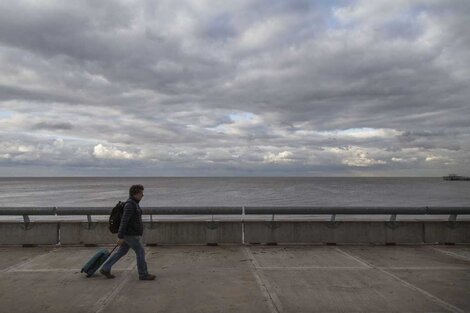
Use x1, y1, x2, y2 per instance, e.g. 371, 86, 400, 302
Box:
1, 206, 469, 227
2, 206, 470, 215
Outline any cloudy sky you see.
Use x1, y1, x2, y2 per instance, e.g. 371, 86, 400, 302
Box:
0, 0, 469, 176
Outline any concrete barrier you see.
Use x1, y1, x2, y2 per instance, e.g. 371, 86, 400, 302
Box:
143, 221, 242, 245
0, 220, 469, 245
244, 221, 470, 244
60, 222, 116, 245
58, 221, 243, 245
424, 221, 470, 244
244, 221, 386, 244
385, 222, 424, 244
0, 222, 58, 245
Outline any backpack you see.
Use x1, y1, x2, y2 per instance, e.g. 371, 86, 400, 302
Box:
109, 201, 126, 233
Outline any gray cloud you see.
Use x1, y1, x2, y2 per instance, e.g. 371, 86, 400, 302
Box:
32, 121, 73, 130
0, 0, 469, 176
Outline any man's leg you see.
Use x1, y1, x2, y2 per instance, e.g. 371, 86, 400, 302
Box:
101, 242, 130, 273
124, 236, 148, 278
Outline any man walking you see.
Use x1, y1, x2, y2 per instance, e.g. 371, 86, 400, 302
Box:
100, 184, 156, 280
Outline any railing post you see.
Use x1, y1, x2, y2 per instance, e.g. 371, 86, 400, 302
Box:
23, 214, 30, 224
150, 214, 155, 229
242, 205, 245, 245
327, 213, 341, 229
386, 213, 399, 230
22, 214, 31, 230
448, 214, 457, 222
447, 214, 459, 229
87, 214, 92, 230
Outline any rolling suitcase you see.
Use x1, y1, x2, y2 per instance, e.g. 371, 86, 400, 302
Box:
81, 245, 119, 277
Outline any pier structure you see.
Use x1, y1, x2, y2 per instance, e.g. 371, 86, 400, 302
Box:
0, 207, 469, 312
0, 206, 469, 246
443, 174, 470, 181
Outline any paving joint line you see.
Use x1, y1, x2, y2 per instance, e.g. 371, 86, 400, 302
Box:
256, 265, 470, 271
334, 247, 373, 268
92, 246, 150, 313
6, 268, 133, 273
243, 247, 283, 313
380, 266, 470, 270
2, 247, 60, 273
427, 246, 470, 262
258, 266, 368, 270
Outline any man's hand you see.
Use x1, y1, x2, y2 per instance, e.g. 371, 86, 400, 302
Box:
117, 239, 125, 246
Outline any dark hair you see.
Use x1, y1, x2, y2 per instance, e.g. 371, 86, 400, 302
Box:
129, 184, 144, 196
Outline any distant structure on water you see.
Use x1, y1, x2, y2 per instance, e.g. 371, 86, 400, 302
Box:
443, 174, 470, 181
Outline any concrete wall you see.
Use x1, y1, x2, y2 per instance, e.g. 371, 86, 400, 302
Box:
60, 222, 117, 245
243, 221, 469, 244
424, 221, 470, 244
60, 221, 242, 245
0, 221, 469, 245
143, 221, 242, 245
0, 222, 58, 245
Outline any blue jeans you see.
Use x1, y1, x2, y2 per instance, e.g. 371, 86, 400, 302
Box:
101, 236, 148, 278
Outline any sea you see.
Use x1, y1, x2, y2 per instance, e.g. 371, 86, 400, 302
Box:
1, 177, 469, 207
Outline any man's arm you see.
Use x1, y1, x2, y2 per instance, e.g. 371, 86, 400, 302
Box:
117, 202, 134, 239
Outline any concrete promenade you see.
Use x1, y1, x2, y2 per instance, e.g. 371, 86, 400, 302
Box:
0, 244, 469, 313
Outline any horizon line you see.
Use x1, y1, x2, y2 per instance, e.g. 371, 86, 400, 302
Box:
0, 175, 446, 178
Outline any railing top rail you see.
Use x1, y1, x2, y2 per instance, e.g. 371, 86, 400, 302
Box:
0, 207, 56, 215
1, 206, 470, 216
244, 206, 470, 215
55, 206, 243, 215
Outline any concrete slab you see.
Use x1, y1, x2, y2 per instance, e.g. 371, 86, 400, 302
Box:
338, 245, 470, 268
248, 245, 368, 268
0, 271, 124, 313
6, 246, 136, 271
145, 245, 250, 269
102, 246, 271, 313
103, 268, 271, 313
0, 245, 468, 313
0, 246, 55, 271
388, 269, 470, 312
259, 268, 459, 312
428, 245, 470, 262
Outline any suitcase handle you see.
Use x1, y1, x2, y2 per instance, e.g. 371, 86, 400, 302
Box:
102, 244, 120, 264
109, 244, 119, 255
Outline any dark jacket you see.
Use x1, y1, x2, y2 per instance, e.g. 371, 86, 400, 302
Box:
118, 196, 144, 239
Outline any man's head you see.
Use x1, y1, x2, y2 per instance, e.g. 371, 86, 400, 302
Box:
129, 184, 144, 201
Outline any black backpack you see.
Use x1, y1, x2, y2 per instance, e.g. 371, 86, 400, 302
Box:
109, 201, 126, 234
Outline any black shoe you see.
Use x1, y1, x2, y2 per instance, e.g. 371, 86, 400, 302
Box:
139, 274, 156, 281
100, 268, 115, 279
